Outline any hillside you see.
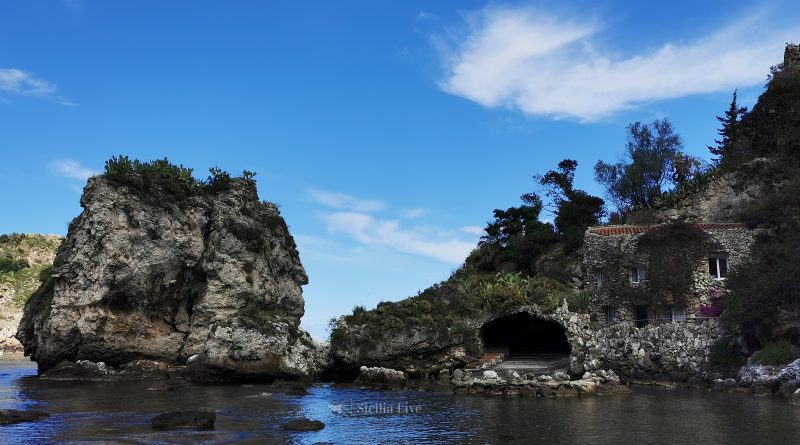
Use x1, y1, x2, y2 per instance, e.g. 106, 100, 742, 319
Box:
0, 234, 62, 351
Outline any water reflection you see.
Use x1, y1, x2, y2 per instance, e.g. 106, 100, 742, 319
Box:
2, 353, 800, 444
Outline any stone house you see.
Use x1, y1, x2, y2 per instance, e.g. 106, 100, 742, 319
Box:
582, 223, 754, 326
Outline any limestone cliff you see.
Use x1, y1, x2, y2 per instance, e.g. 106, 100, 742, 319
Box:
0, 234, 61, 351
17, 174, 323, 380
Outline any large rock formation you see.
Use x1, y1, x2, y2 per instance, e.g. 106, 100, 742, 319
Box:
0, 234, 61, 352
17, 174, 324, 380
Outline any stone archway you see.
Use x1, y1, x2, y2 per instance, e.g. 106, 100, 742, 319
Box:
480, 312, 571, 357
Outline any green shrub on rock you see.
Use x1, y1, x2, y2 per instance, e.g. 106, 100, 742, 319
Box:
750, 339, 800, 366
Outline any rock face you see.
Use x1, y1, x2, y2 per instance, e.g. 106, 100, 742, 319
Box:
17, 176, 323, 380
648, 159, 770, 223
0, 234, 61, 352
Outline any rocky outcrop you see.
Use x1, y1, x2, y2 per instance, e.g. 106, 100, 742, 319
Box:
354, 366, 407, 389
17, 175, 323, 380
451, 367, 629, 397
0, 234, 61, 351
649, 158, 773, 223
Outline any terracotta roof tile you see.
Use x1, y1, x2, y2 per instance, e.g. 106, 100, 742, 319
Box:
588, 223, 747, 236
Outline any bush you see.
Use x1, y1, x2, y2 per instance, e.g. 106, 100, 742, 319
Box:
102, 156, 258, 204
0, 255, 29, 273
750, 339, 800, 366
709, 337, 745, 366
565, 291, 591, 313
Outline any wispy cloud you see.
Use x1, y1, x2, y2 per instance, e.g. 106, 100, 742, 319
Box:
0, 68, 73, 105
400, 207, 429, 219
50, 160, 96, 181
323, 211, 475, 264
308, 188, 385, 212
460, 225, 485, 235
439, 5, 799, 121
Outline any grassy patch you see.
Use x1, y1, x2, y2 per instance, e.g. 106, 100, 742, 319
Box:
751, 339, 800, 366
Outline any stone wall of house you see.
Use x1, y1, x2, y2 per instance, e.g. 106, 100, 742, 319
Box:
581, 225, 754, 320
580, 319, 723, 381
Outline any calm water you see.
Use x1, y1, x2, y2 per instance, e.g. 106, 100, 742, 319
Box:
1, 354, 799, 444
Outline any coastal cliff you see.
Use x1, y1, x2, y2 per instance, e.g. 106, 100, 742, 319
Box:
17, 163, 324, 380
0, 234, 61, 352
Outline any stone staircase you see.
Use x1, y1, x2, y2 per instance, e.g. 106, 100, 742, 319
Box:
493, 353, 570, 373
465, 351, 506, 370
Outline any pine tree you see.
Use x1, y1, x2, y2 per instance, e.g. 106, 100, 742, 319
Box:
708, 90, 747, 164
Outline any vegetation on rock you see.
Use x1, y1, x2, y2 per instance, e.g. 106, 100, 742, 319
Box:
102, 155, 257, 203
750, 340, 800, 366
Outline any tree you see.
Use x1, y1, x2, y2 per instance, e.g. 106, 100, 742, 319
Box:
535, 159, 605, 251
708, 90, 748, 164
480, 195, 547, 247
594, 119, 690, 212
473, 195, 559, 274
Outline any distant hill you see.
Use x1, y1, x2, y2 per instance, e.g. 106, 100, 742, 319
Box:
0, 233, 61, 351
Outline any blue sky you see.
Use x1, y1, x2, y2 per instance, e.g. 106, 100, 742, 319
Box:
1, 1, 798, 339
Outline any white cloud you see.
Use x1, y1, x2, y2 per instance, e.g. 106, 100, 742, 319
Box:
460, 225, 485, 235
50, 160, 96, 181
0, 68, 56, 96
439, 5, 800, 121
308, 188, 385, 213
0, 68, 74, 105
324, 211, 475, 264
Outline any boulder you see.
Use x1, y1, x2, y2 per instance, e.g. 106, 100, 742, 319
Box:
0, 409, 49, 425
712, 378, 738, 392
283, 418, 325, 431
355, 366, 406, 389
791, 388, 800, 405
40, 360, 119, 380
777, 379, 800, 400
482, 370, 499, 380
538, 384, 555, 397
749, 385, 772, 397
286, 382, 310, 396
151, 408, 215, 430
553, 371, 570, 382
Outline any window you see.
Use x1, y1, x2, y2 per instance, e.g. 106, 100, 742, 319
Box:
606, 307, 616, 324
629, 266, 644, 284
709, 257, 728, 280
634, 305, 648, 328
671, 306, 686, 322
596, 270, 605, 288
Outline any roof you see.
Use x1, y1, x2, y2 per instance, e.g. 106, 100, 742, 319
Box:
588, 223, 747, 236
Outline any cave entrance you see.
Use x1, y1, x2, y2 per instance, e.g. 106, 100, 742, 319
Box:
480, 313, 571, 359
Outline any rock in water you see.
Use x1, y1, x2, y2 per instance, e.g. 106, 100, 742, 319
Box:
151, 408, 215, 430
283, 418, 325, 431
17, 173, 325, 380
0, 409, 49, 425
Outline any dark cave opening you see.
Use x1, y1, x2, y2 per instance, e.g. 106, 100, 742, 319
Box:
480, 313, 571, 356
